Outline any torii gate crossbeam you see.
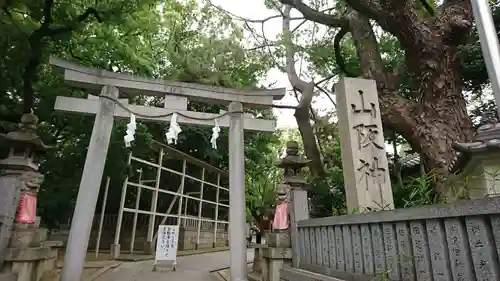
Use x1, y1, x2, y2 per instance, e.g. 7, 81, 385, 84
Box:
50, 58, 285, 281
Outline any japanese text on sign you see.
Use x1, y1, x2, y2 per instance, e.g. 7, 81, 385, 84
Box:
155, 225, 179, 261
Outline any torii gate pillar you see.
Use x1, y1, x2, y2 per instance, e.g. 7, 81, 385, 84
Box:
49, 57, 285, 281
228, 101, 247, 281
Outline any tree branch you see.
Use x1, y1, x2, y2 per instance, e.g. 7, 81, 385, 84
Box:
334, 26, 356, 77
21, 3, 103, 113
49, 8, 102, 35
283, 5, 326, 177
345, 7, 418, 144
343, 0, 430, 48
207, 1, 303, 23
280, 0, 347, 27
42, 0, 54, 26
314, 84, 336, 107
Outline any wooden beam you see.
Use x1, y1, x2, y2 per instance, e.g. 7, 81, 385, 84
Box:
50, 57, 286, 108
54, 96, 277, 132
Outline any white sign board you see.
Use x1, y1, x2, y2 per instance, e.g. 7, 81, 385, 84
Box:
155, 225, 179, 262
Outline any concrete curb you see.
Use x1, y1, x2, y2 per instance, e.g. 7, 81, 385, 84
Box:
209, 263, 256, 281
208, 262, 253, 273
84, 263, 121, 281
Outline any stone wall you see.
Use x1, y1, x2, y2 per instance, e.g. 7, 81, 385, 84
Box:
178, 228, 228, 250
50, 226, 228, 252
291, 197, 500, 281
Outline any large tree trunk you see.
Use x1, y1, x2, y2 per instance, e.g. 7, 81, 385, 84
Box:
404, 47, 474, 197
347, 6, 474, 197
282, 0, 475, 198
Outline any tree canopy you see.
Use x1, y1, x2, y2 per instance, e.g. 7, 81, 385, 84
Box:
0, 0, 283, 227
1, 0, 499, 225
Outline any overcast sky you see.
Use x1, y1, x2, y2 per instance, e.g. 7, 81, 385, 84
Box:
207, 0, 399, 152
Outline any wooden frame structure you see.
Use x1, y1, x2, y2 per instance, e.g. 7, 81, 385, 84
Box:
50, 57, 284, 281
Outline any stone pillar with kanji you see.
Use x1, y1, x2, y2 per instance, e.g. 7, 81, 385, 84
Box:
336, 77, 394, 212
261, 141, 311, 281
0, 114, 62, 281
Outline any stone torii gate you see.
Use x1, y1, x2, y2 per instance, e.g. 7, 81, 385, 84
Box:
49, 57, 285, 281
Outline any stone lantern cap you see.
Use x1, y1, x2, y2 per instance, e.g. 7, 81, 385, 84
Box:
450, 115, 500, 172
0, 114, 50, 153
275, 141, 311, 169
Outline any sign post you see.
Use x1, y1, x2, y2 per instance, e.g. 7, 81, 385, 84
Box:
153, 225, 179, 272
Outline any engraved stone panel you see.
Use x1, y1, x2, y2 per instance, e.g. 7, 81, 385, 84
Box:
444, 218, 475, 281
343, 225, 354, 273
360, 224, 374, 275
396, 222, 415, 281
335, 225, 345, 271
383, 223, 400, 280
321, 227, 329, 267
466, 216, 500, 281
410, 221, 432, 281
299, 228, 307, 263
304, 227, 311, 265
310, 227, 317, 265
351, 224, 364, 274
490, 215, 500, 264
327, 226, 337, 269
371, 223, 386, 275
426, 219, 452, 281
315, 227, 323, 266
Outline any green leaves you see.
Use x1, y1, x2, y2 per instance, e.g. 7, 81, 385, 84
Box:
1, 0, 279, 228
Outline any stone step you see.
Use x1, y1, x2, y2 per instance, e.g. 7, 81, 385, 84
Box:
0, 273, 17, 281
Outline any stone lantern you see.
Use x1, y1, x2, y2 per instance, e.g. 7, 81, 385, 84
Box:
261, 141, 311, 281
276, 141, 311, 188
452, 114, 500, 199
0, 114, 61, 281
0, 113, 48, 225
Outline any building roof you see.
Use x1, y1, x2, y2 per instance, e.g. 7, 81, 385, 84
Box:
451, 118, 500, 172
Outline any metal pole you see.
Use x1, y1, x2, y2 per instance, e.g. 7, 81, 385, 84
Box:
95, 176, 111, 258
111, 153, 132, 259
60, 86, 118, 281
471, 0, 500, 116
152, 180, 185, 242
146, 149, 164, 252
213, 173, 221, 247
177, 160, 187, 226
183, 196, 188, 227
196, 168, 205, 249
228, 101, 247, 281
129, 170, 143, 254
183, 191, 198, 227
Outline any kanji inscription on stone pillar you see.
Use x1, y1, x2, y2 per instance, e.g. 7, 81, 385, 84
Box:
335, 77, 394, 212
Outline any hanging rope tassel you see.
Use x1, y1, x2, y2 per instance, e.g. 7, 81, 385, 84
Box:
210, 119, 220, 149
166, 113, 182, 144
124, 113, 136, 147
